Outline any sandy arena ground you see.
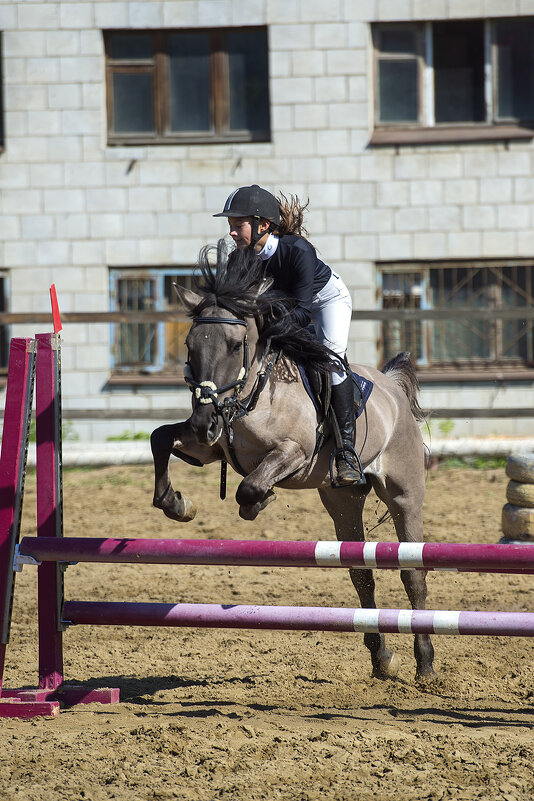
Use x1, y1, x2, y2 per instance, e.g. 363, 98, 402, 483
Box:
1, 461, 533, 801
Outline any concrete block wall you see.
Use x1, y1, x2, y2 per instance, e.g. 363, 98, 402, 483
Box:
1, 0, 534, 438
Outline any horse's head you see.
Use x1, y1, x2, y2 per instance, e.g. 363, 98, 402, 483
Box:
175, 281, 257, 446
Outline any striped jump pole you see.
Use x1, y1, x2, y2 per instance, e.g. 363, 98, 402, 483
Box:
62, 601, 534, 638
17, 536, 534, 574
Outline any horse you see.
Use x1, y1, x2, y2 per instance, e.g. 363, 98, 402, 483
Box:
151, 243, 435, 681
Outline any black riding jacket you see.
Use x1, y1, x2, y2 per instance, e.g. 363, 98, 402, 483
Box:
262, 235, 331, 328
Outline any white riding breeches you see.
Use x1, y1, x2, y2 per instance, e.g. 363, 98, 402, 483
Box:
311, 272, 352, 386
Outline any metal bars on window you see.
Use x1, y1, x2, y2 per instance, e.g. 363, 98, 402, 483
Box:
379, 262, 534, 369
109, 268, 194, 374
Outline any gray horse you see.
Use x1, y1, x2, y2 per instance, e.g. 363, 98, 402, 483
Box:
151, 244, 434, 681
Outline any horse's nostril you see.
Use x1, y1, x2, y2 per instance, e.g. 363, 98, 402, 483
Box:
207, 417, 223, 444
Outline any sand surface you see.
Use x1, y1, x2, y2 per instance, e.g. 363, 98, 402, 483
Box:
1, 462, 533, 801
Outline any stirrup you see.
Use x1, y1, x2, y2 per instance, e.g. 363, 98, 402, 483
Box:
329, 445, 366, 488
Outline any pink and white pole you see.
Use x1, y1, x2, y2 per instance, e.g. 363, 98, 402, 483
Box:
17, 536, 534, 574
62, 601, 534, 638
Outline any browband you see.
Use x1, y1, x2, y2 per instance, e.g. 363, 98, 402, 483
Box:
192, 317, 247, 327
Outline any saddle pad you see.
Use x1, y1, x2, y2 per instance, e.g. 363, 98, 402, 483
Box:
298, 365, 373, 420
352, 371, 374, 417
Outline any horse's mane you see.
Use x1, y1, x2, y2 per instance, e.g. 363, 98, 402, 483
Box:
190, 241, 339, 375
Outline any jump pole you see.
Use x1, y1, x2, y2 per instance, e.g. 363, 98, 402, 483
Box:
61, 601, 534, 638
17, 536, 534, 574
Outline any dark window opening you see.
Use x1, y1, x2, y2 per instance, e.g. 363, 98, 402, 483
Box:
0, 33, 4, 151
0, 274, 9, 373
433, 21, 485, 123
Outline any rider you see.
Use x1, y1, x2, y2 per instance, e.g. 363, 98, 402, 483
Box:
214, 183, 364, 486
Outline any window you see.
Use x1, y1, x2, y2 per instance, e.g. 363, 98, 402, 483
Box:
109, 268, 194, 378
104, 27, 270, 145
0, 33, 4, 151
0, 273, 9, 374
372, 19, 534, 144
378, 262, 534, 376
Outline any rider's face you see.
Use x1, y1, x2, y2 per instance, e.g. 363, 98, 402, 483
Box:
228, 217, 253, 248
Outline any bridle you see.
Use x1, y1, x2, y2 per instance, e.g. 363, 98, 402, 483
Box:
184, 316, 249, 411
183, 313, 280, 479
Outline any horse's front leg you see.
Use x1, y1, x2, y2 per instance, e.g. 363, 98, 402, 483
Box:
235, 439, 307, 520
151, 421, 221, 523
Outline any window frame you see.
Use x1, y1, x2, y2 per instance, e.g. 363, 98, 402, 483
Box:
377, 260, 534, 381
104, 27, 271, 146
109, 266, 195, 383
371, 18, 534, 145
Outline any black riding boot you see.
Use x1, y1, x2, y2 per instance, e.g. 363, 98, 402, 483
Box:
330, 377, 366, 486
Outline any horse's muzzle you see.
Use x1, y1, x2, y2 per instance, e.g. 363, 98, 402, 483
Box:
190, 406, 223, 446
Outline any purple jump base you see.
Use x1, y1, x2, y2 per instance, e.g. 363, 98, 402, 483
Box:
19, 536, 534, 574
0, 686, 119, 719
62, 601, 534, 637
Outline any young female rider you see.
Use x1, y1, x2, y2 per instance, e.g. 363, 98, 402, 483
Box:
214, 183, 364, 486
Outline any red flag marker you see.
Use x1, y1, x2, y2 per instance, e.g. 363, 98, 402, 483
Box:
50, 284, 62, 333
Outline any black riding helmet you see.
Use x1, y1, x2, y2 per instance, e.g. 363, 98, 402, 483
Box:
214, 184, 280, 246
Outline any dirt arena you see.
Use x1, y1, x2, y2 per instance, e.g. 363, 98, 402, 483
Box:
1, 461, 533, 801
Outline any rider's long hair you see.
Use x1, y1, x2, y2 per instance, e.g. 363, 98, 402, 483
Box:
191, 241, 338, 375
275, 193, 310, 239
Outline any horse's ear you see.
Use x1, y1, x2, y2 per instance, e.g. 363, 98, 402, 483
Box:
173, 282, 201, 313
256, 276, 274, 297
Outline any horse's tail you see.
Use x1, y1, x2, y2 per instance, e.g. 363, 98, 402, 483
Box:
381, 352, 426, 423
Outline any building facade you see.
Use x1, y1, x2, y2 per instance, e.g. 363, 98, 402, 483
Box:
1, 0, 534, 440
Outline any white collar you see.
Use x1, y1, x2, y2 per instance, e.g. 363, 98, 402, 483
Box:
258, 233, 279, 261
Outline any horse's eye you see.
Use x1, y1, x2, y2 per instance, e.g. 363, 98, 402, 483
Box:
232, 342, 242, 354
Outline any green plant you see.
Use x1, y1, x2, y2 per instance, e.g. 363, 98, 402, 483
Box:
437, 419, 455, 437
106, 430, 150, 441
439, 456, 507, 470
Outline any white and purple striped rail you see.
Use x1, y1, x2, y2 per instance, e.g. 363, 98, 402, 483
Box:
18, 536, 534, 574
61, 601, 534, 637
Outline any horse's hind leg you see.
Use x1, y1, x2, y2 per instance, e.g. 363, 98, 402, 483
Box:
372, 474, 435, 681
318, 485, 400, 680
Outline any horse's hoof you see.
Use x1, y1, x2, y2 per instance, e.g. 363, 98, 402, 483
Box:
238, 490, 276, 521
415, 668, 437, 685
154, 490, 196, 522
372, 652, 400, 680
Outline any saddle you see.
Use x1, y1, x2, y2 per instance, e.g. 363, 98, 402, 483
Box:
296, 364, 374, 422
